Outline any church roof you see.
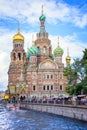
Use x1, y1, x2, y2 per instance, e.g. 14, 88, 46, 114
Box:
54, 46, 63, 56
13, 26, 24, 42
39, 14, 46, 21
39, 5, 46, 21
54, 37, 63, 56
27, 44, 38, 59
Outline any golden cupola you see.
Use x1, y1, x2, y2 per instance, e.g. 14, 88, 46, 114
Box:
66, 48, 71, 64
66, 56, 71, 63
13, 27, 24, 43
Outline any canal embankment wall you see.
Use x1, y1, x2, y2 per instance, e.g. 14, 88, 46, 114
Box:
20, 103, 87, 122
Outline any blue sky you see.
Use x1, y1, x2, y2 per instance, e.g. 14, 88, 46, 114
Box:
0, 0, 87, 91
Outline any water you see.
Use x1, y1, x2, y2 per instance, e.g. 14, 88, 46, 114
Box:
0, 105, 87, 130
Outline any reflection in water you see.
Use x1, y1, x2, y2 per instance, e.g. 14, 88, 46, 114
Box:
0, 105, 87, 130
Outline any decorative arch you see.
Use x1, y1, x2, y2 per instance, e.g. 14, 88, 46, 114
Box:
13, 53, 16, 61
39, 59, 58, 69
18, 52, 21, 60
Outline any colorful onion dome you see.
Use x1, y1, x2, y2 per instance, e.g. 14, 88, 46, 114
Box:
54, 46, 63, 56
39, 5, 46, 21
66, 56, 71, 63
27, 44, 38, 59
39, 14, 46, 21
54, 37, 63, 56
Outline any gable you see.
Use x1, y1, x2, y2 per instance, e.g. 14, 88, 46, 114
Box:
39, 59, 58, 69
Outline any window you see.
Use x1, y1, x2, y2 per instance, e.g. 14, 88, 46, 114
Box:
47, 85, 49, 90
43, 46, 47, 55
51, 85, 53, 90
43, 85, 45, 90
47, 75, 49, 79
18, 53, 21, 60
51, 75, 53, 79
60, 85, 62, 90
33, 85, 36, 91
37, 47, 40, 55
13, 53, 16, 61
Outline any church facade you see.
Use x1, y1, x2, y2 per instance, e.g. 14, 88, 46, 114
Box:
8, 8, 70, 99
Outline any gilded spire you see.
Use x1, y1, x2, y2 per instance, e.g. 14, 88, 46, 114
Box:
42, 5, 43, 14
66, 47, 71, 65
13, 21, 24, 42
18, 21, 20, 33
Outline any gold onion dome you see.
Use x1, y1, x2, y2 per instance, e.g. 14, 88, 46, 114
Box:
66, 48, 71, 63
66, 56, 71, 63
13, 26, 24, 42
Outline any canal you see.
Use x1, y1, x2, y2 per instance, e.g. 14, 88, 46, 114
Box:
0, 105, 87, 130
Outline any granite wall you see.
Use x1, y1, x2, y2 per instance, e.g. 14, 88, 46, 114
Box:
20, 103, 87, 121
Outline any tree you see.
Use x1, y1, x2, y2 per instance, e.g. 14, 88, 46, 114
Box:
82, 49, 87, 78
64, 51, 87, 95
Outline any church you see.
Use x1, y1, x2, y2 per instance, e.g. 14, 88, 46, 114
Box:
7, 7, 71, 99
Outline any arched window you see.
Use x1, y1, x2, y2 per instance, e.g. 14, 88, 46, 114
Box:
51, 85, 53, 90
47, 75, 49, 79
37, 47, 40, 55
18, 53, 21, 60
43, 46, 47, 55
60, 85, 62, 90
47, 85, 49, 90
43, 85, 45, 90
13, 53, 16, 61
33, 85, 36, 91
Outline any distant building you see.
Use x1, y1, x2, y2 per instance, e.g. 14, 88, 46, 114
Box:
7, 7, 71, 99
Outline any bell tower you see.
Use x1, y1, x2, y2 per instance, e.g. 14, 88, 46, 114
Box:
8, 24, 26, 91
35, 5, 52, 63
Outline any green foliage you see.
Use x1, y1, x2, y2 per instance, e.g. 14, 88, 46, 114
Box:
66, 85, 74, 95
64, 48, 87, 95
82, 49, 87, 73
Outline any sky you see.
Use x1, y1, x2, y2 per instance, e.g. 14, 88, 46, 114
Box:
0, 0, 87, 91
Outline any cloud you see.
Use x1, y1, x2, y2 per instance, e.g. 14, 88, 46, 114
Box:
0, 0, 87, 28
0, 50, 9, 91
49, 34, 86, 64
0, 0, 87, 91
0, 27, 87, 91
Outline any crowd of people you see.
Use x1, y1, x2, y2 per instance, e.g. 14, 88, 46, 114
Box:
3, 95, 87, 106
20, 95, 87, 106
